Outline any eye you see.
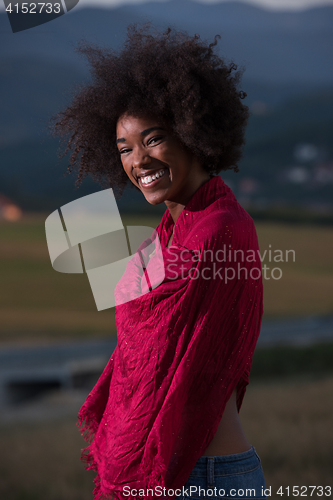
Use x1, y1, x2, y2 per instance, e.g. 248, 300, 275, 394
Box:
147, 135, 164, 146
119, 147, 131, 155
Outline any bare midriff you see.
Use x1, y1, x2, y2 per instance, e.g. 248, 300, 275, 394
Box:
167, 232, 251, 457
202, 388, 251, 456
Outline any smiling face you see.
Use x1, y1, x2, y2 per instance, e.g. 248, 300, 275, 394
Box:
116, 113, 210, 208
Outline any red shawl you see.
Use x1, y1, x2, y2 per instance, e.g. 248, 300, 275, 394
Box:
78, 175, 263, 500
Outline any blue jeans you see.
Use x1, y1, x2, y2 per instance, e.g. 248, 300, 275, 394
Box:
176, 446, 267, 499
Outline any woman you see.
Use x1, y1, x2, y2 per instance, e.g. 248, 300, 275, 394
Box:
52, 24, 266, 500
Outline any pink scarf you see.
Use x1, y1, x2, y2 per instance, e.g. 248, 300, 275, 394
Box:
78, 175, 263, 500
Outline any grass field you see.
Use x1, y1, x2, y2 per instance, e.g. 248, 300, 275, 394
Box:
0, 374, 332, 500
1, 213, 332, 499
0, 212, 333, 342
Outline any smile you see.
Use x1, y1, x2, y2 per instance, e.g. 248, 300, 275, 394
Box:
139, 169, 168, 188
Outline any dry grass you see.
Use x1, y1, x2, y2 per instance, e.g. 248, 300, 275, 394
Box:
1, 214, 333, 342
256, 222, 333, 317
241, 375, 333, 490
0, 375, 332, 500
0, 417, 96, 500
0, 308, 116, 343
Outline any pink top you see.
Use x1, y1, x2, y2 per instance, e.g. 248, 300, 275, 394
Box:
78, 175, 264, 500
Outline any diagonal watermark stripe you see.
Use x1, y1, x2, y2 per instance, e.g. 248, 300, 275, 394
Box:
45, 189, 165, 311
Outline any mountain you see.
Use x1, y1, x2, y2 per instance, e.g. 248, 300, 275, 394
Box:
1, 88, 332, 212
0, 57, 88, 146
1, 1, 333, 84
1, 1, 333, 212
0, 52, 321, 146
1, 1, 332, 145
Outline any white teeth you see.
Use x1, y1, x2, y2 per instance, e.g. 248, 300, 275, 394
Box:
141, 169, 165, 185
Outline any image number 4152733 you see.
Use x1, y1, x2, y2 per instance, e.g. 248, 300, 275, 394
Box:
3, 0, 80, 33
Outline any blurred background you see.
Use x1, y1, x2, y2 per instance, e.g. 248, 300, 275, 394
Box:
0, 0, 332, 498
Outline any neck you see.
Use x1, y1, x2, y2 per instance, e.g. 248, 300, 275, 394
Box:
164, 174, 211, 224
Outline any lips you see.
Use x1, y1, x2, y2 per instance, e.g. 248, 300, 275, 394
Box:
138, 168, 169, 189
137, 167, 165, 179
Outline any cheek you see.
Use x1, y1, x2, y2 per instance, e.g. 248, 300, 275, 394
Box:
121, 159, 138, 186
155, 142, 171, 157
159, 141, 187, 165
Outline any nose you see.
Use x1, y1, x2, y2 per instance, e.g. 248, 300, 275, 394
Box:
132, 146, 151, 168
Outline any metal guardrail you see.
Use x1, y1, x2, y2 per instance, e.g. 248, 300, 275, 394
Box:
0, 339, 116, 407
258, 315, 333, 347
0, 315, 332, 408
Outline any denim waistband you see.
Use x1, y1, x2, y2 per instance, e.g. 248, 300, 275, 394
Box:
188, 446, 262, 479
180, 446, 266, 496
197, 445, 257, 464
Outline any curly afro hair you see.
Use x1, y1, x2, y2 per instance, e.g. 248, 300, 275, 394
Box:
51, 23, 249, 199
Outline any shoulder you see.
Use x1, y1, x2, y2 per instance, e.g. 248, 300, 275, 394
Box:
184, 199, 258, 251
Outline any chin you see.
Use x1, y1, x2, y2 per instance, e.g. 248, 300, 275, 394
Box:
143, 193, 166, 206
145, 198, 165, 206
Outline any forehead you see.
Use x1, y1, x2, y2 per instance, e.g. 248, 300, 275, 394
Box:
116, 113, 164, 136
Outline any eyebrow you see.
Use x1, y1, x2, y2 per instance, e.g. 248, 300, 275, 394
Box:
116, 126, 165, 144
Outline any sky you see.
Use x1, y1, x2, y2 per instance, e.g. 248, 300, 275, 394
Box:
1, 0, 333, 11
74, 0, 333, 10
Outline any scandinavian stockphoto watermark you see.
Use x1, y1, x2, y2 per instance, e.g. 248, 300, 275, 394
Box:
3, 0, 79, 33
165, 245, 295, 282
45, 189, 295, 311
